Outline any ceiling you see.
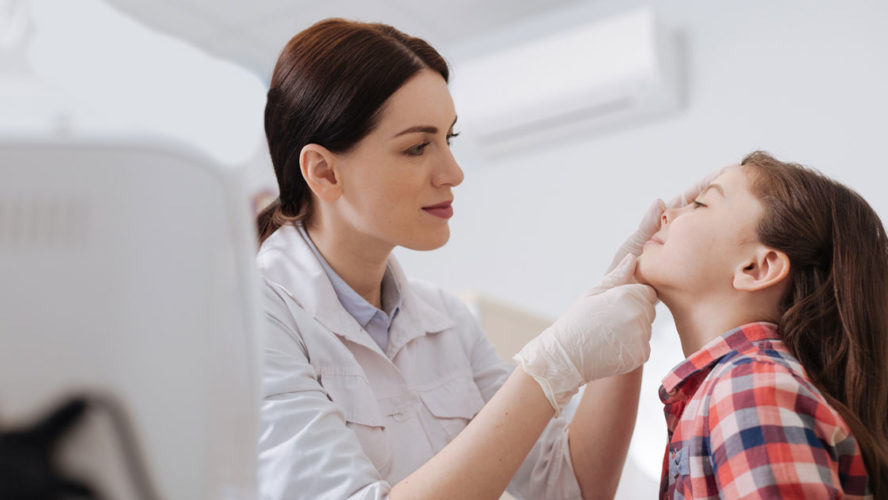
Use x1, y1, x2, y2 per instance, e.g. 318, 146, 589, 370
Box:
103, 0, 581, 82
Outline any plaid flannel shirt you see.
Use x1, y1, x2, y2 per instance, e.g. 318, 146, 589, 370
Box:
658, 322, 870, 499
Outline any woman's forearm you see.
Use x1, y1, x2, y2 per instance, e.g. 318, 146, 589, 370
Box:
568, 367, 643, 500
389, 367, 554, 500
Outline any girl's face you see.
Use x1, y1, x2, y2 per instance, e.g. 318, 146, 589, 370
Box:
636, 166, 765, 302
333, 69, 463, 251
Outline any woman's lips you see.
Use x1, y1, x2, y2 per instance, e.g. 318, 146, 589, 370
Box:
422, 200, 453, 219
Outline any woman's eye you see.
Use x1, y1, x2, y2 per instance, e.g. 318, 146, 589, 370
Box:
692, 200, 707, 209
446, 131, 460, 146
406, 142, 430, 156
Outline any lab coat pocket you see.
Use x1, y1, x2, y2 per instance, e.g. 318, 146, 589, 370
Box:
321, 372, 393, 475
418, 374, 486, 441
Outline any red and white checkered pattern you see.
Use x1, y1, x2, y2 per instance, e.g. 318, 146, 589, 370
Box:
658, 322, 870, 499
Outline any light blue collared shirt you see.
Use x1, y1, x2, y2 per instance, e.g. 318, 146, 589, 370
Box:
297, 224, 401, 352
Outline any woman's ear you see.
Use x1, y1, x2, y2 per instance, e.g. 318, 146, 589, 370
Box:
300, 144, 341, 202
733, 247, 790, 292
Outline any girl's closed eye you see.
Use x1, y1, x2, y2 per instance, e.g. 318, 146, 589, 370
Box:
446, 131, 460, 146
693, 200, 707, 209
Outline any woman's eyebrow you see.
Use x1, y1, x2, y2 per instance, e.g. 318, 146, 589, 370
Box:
393, 125, 437, 137
392, 116, 458, 138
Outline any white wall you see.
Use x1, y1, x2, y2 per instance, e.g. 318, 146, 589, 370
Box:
2, 0, 267, 172
394, 0, 888, 495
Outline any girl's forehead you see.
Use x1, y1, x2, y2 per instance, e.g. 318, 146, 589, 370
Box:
709, 166, 758, 200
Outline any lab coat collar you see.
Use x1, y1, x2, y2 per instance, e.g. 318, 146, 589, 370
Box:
383, 256, 453, 358
257, 224, 453, 358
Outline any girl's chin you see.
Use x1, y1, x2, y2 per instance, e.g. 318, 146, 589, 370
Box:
633, 260, 664, 298
633, 256, 653, 286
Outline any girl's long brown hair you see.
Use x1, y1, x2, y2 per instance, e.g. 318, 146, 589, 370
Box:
743, 151, 888, 496
257, 19, 449, 244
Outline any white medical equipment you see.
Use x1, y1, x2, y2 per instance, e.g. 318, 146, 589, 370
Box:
0, 138, 262, 499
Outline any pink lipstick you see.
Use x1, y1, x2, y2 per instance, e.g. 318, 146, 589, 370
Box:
422, 200, 453, 219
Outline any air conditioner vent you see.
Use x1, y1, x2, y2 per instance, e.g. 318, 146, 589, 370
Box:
0, 196, 90, 250
477, 96, 636, 145
451, 7, 681, 154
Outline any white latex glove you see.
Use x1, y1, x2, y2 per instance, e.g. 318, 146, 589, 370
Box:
606, 164, 734, 272
514, 255, 657, 415
606, 199, 665, 272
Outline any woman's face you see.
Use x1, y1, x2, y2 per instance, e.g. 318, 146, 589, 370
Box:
332, 69, 463, 251
636, 166, 765, 301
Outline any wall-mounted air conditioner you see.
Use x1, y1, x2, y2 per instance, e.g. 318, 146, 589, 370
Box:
450, 7, 681, 155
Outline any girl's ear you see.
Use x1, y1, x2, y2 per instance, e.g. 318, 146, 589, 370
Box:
300, 144, 342, 202
733, 247, 790, 292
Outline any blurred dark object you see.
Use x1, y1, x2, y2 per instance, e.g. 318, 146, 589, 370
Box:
0, 397, 99, 499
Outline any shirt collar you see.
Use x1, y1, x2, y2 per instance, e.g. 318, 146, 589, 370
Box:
256, 224, 451, 354
660, 322, 780, 399
296, 223, 401, 329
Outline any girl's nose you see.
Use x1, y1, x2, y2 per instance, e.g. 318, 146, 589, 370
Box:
661, 206, 685, 226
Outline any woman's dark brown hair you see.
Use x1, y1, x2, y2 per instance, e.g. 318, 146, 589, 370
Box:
257, 19, 449, 244
743, 151, 888, 496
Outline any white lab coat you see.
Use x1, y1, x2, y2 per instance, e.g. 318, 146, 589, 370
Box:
256, 225, 582, 499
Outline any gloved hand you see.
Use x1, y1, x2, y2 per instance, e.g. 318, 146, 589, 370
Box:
606, 164, 734, 272
606, 199, 665, 272
514, 255, 657, 415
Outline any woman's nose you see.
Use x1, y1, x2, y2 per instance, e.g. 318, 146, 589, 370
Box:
434, 149, 464, 187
